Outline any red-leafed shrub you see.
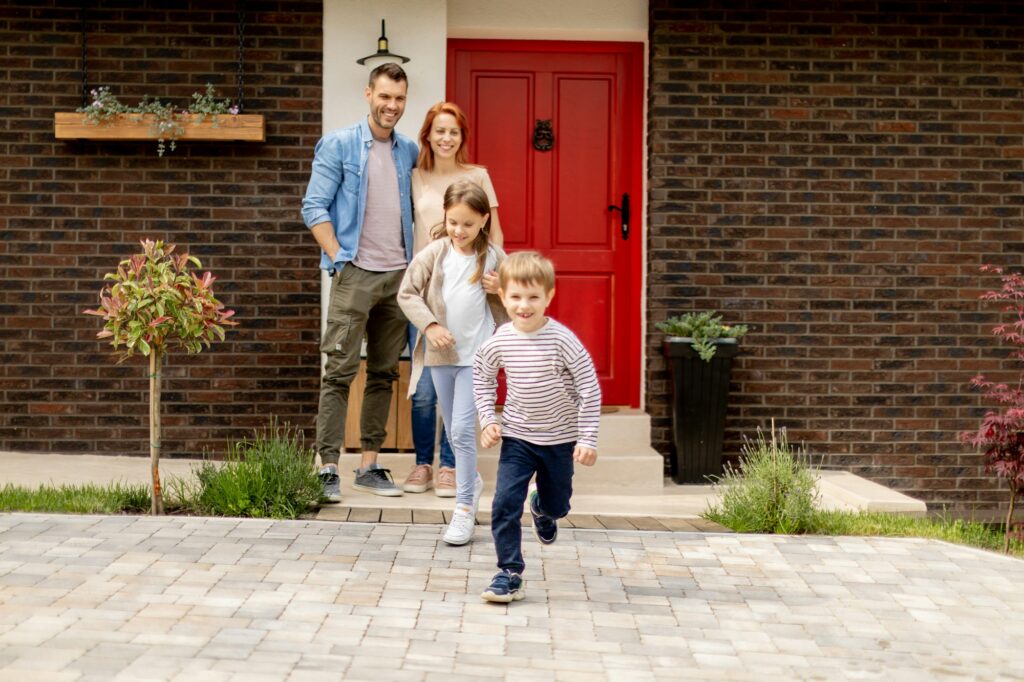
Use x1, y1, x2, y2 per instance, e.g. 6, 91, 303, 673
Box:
961, 265, 1024, 552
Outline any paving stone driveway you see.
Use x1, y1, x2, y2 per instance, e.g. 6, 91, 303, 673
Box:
0, 514, 1022, 681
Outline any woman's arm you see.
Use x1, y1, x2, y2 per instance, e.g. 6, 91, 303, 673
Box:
488, 208, 503, 248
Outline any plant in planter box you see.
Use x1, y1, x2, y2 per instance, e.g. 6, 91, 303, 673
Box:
658, 311, 749, 484
656, 311, 748, 361
960, 265, 1024, 552
74, 84, 242, 156
85, 240, 237, 514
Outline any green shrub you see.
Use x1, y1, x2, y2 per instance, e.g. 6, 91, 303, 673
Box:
0, 482, 150, 514
171, 423, 321, 519
704, 425, 819, 534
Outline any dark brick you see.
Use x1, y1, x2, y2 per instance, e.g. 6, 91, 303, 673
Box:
0, 1, 322, 459
647, 0, 1024, 514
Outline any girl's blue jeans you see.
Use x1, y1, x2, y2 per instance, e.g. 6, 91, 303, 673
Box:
430, 365, 479, 505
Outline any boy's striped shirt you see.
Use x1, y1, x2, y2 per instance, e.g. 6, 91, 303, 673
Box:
473, 318, 601, 449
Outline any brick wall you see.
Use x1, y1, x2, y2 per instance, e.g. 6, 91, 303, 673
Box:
647, 0, 1024, 511
0, 1, 324, 456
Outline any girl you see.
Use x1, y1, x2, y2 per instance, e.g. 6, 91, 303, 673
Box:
398, 180, 508, 545
403, 102, 503, 498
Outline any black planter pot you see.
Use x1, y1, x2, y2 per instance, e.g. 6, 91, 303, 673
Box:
662, 337, 739, 484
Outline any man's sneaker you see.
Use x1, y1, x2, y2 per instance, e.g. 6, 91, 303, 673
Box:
318, 465, 342, 504
442, 503, 475, 545
352, 465, 403, 497
435, 466, 456, 497
403, 464, 433, 493
470, 472, 484, 517
529, 489, 558, 544
481, 570, 524, 603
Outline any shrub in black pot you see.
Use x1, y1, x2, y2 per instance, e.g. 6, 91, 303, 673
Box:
658, 312, 747, 484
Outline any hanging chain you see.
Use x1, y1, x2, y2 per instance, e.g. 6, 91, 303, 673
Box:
80, 0, 89, 107
236, 4, 245, 113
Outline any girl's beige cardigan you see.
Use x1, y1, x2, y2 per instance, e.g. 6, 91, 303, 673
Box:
397, 238, 508, 397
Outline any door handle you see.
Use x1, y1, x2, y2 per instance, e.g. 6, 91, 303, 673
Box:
608, 193, 630, 240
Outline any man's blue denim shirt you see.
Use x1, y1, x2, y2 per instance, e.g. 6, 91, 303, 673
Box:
301, 117, 418, 272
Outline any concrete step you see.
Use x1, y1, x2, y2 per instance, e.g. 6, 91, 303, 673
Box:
336, 409, 666, 494
816, 470, 927, 515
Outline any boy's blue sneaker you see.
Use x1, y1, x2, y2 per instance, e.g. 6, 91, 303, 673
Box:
529, 490, 558, 545
481, 570, 524, 603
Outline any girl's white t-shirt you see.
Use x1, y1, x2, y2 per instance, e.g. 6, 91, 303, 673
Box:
442, 248, 497, 366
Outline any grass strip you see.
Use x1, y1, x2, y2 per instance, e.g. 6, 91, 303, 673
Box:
808, 509, 1024, 558
0, 482, 150, 514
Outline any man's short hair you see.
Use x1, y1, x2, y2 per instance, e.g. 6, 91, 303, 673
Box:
368, 62, 408, 88
498, 251, 556, 293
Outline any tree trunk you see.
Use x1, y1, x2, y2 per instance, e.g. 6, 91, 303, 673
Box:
1005, 481, 1018, 554
149, 349, 165, 515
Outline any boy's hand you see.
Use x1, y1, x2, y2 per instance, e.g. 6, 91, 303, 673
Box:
481, 423, 502, 448
482, 270, 499, 295
573, 445, 597, 466
425, 323, 455, 350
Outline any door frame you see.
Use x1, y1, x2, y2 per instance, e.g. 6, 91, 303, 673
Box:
446, 39, 645, 408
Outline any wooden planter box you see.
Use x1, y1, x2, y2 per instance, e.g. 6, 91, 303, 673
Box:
54, 112, 266, 142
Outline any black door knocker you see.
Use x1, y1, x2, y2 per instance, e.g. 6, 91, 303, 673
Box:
532, 119, 554, 151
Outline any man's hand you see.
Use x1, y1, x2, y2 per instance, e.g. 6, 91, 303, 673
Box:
573, 445, 597, 466
481, 423, 502, 448
425, 323, 455, 350
482, 270, 500, 295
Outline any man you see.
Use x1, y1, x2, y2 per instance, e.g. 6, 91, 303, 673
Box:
301, 63, 418, 500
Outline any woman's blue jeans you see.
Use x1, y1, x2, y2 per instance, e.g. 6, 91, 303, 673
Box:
411, 361, 455, 469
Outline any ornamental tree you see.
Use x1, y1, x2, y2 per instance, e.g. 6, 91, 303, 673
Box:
960, 265, 1024, 551
85, 240, 237, 514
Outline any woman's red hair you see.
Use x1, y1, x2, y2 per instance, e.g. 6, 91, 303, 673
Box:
416, 102, 471, 172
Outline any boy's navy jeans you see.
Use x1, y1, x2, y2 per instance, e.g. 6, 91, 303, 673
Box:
491, 437, 575, 575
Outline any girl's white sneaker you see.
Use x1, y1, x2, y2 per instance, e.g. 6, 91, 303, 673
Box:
443, 503, 476, 545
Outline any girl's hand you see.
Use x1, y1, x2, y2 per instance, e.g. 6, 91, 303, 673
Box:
480, 423, 502, 448
425, 323, 455, 350
482, 269, 500, 295
573, 446, 597, 466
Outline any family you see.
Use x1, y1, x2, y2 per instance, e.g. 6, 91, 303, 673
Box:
300, 63, 601, 603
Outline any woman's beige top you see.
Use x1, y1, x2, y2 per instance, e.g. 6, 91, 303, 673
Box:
411, 165, 499, 255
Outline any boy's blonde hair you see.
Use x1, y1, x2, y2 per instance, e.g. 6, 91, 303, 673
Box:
498, 251, 556, 292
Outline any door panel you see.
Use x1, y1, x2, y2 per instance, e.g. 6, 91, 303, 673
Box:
475, 75, 533, 247
448, 40, 643, 406
555, 77, 613, 248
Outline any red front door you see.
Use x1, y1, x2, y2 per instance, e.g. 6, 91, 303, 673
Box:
448, 40, 643, 406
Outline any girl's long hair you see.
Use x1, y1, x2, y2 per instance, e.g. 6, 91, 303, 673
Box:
430, 180, 491, 284
416, 102, 471, 172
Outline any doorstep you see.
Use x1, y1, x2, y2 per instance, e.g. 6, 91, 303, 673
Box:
314, 476, 728, 532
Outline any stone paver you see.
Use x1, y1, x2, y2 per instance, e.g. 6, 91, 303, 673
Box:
0, 514, 1022, 681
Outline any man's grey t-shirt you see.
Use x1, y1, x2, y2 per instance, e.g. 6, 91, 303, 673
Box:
353, 137, 407, 271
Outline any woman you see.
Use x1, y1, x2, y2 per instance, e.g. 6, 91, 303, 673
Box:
401, 101, 504, 496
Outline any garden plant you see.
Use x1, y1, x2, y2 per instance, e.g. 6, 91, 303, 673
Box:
78, 83, 240, 156
960, 265, 1024, 552
85, 239, 236, 515
656, 311, 748, 361
170, 422, 322, 520
704, 421, 819, 534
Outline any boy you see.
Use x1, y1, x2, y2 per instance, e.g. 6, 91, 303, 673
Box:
472, 251, 601, 603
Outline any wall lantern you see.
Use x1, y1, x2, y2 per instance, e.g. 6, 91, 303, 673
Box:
356, 19, 410, 66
